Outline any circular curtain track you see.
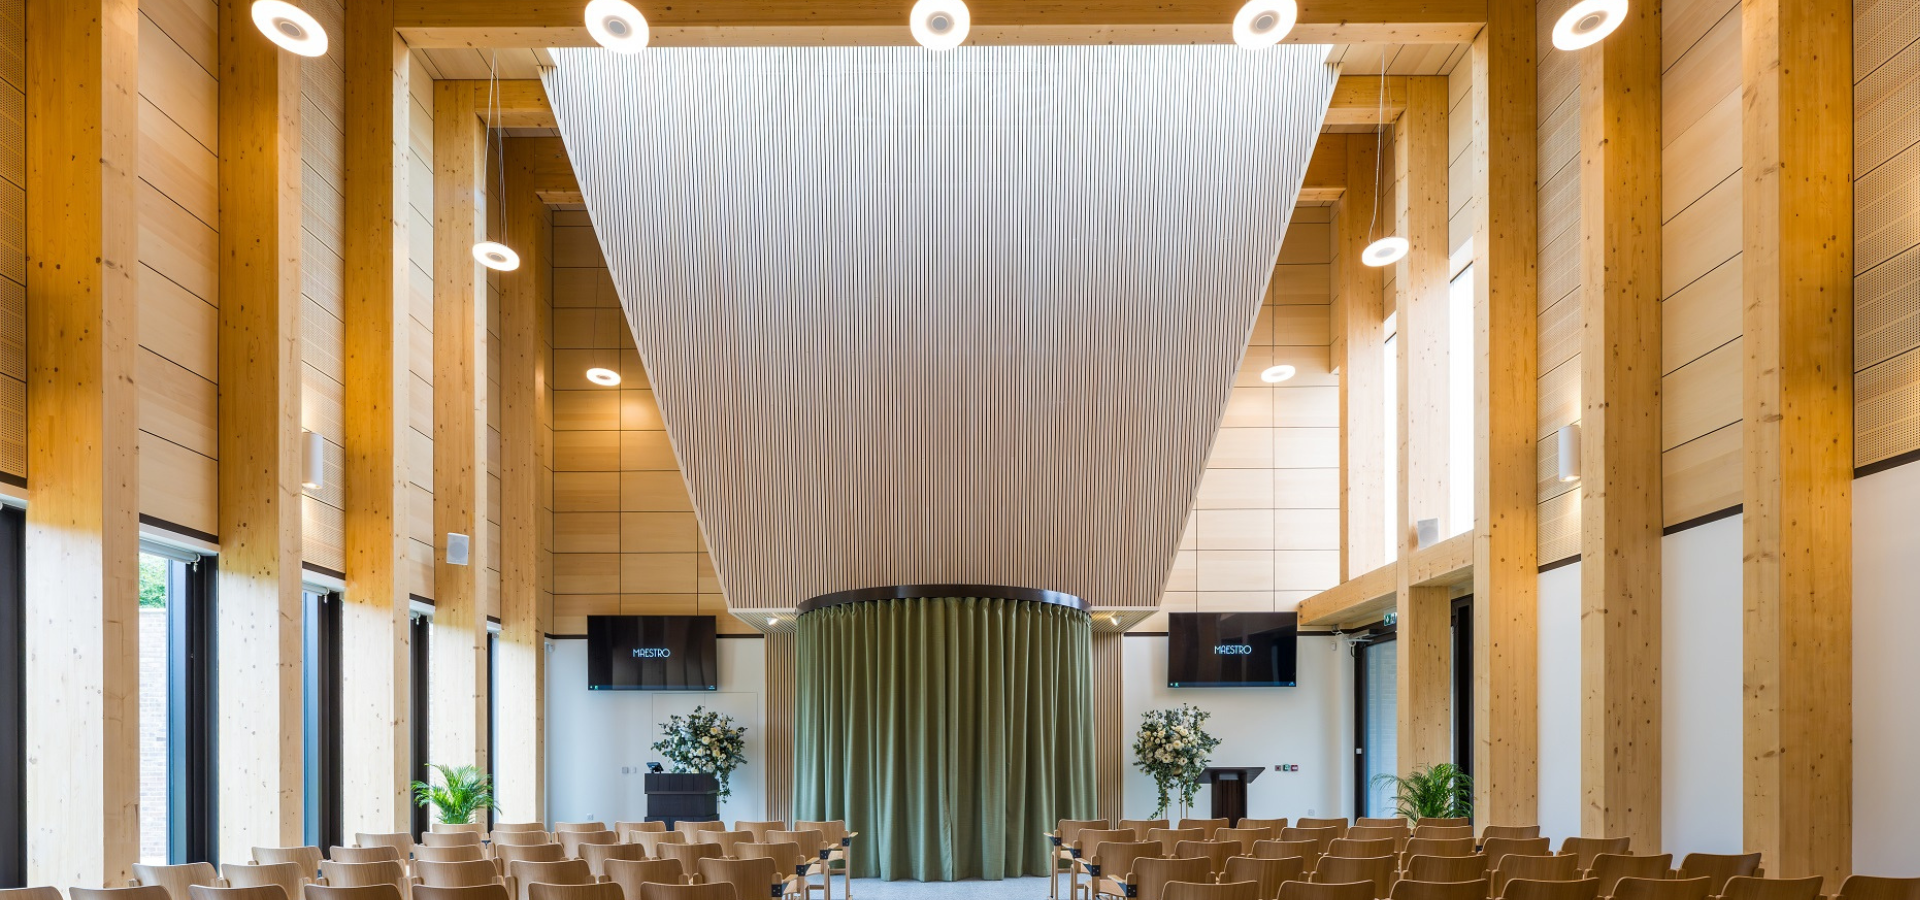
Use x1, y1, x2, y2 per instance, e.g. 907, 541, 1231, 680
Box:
795, 583, 1090, 616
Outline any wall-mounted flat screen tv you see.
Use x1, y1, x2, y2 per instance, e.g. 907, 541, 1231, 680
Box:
586, 615, 718, 691
1167, 612, 1298, 687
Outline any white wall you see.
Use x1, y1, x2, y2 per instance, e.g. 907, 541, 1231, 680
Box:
1661, 514, 1743, 854
1854, 462, 1920, 876
1538, 562, 1582, 844
546, 636, 768, 826
1121, 634, 1353, 822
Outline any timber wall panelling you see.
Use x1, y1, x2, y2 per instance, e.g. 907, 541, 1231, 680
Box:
1856, 0, 1920, 466
1536, 0, 1583, 565
0, 0, 21, 482
301, 0, 349, 573
405, 50, 435, 603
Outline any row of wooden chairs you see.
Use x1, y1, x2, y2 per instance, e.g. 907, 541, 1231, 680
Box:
0, 882, 746, 900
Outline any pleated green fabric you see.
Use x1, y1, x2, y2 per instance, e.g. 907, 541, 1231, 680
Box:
793, 596, 1097, 882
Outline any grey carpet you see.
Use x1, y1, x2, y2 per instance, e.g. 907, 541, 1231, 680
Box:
845, 876, 1054, 898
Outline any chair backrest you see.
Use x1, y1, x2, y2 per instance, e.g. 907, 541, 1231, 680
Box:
1311, 855, 1396, 899
696, 857, 782, 900
354, 835, 414, 863
556, 832, 616, 859
72, 890, 171, 900
1055, 820, 1109, 851
1165, 882, 1260, 900
1839, 877, 1920, 900
412, 860, 502, 888
1484, 839, 1554, 873
328, 848, 400, 866
1180, 819, 1231, 839
1491, 856, 1580, 898
1481, 827, 1542, 842
1251, 839, 1321, 873
632, 832, 687, 856
1135, 858, 1217, 900
1240, 819, 1289, 834
412, 887, 509, 900
190, 886, 290, 900
1676, 855, 1762, 896
318, 861, 407, 894
1279, 882, 1375, 900
700, 831, 753, 859
579, 844, 646, 878
411, 847, 485, 864
1354, 819, 1408, 831
525, 885, 619, 900
767, 831, 826, 857
0, 888, 63, 900
491, 824, 545, 833
430, 824, 487, 835
303, 889, 404, 900
634, 885, 735, 900
134, 863, 222, 900
506, 860, 592, 900
253, 849, 326, 879
1558, 838, 1632, 872
1091, 841, 1164, 883
1123, 820, 1173, 840
1389, 879, 1491, 900
551, 824, 605, 835
672, 822, 726, 842
420, 834, 484, 849
1150, 829, 1206, 856
1589, 855, 1674, 898
1218, 828, 1274, 856
1404, 838, 1476, 860
1412, 827, 1474, 841
733, 842, 802, 870
1611, 877, 1710, 900
1076, 829, 1139, 865
603, 859, 690, 896
792, 822, 847, 846
1281, 828, 1341, 854
1328, 839, 1396, 860
1296, 819, 1350, 838
1345, 827, 1401, 843
493, 846, 565, 868
490, 833, 554, 848
1719, 877, 1822, 900
616, 822, 667, 837
1415, 819, 1469, 829
1405, 855, 1489, 884
1173, 841, 1236, 878
221, 863, 308, 900
729, 822, 783, 841
1224, 856, 1306, 900
1502, 881, 1601, 900
652, 844, 723, 877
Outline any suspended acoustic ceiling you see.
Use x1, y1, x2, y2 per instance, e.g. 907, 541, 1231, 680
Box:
544, 45, 1337, 610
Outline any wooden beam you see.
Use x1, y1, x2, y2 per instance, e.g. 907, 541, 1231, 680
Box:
1469, 0, 1539, 834
445, 79, 554, 128
431, 80, 491, 780
1325, 76, 1411, 126
23, 0, 142, 886
342, 0, 415, 833
1335, 134, 1386, 580
1295, 562, 1397, 629
1301, 137, 1347, 203
1577, 0, 1662, 849
1741, 0, 1852, 888
215, 0, 306, 856
1405, 530, 1472, 588
394, 0, 1487, 48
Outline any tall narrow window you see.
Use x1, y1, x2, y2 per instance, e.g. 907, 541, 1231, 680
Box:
1451, 597, 1475, 778
0, 505, 24, 888
1383, 313, 1399, 561
1447, 259, 1476, 537
139, 543, 217, 865
303, 589, 343, 851
1354, 633, 1399, 816
487, 629, 498, 832
410, 613, 431, 838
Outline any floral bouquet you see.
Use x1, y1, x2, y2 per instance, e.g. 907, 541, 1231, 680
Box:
1131, 703, 1222, 818
651, 705, 749, 799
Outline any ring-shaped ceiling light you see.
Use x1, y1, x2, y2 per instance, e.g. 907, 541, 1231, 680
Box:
1552, 0, 1628, 51
472, 240, 521, 272
1361, 236, 1410, 268
585, 0, 651, 53
1259, 364, 1297, 384
585, 367, 623, 387
251, 0, 329, 57
1232, 0, 1299, 50
910, 0, 971, 51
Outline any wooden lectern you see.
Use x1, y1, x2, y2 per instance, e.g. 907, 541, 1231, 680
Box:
1202, 766, 1266, 826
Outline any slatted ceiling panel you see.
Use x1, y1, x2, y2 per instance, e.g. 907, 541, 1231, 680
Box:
301, 0, 348, 567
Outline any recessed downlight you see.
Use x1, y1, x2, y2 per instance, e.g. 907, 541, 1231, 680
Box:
910, 0, 971, 51
767, 616, 779, 627
585, 367, 622, 387
1260, 364, 1297, 384
251, 0, 329, 57
1552, 0, 1628, 51
472, 241, 521, 272
1361, 236, 1410, 268
585, 0, 651, 53
1232, 0, 1299, 50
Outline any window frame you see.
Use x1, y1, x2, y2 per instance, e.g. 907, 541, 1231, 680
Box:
163, 551, 219, 865
0, 505, 24, 887
409, 613, 431, 839
303, 588, 344, 850
1351, 623, 1399, 817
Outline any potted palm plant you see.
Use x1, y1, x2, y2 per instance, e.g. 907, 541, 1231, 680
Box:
411, 763, 497, 825
1371, 763, 1473, 821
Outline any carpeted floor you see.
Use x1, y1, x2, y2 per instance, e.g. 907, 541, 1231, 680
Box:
845, 876, 1054, 898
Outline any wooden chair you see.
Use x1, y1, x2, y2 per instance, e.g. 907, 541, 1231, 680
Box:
1070, 830, 1141, 900
1838, 877, 1920, 900
1132, 858, 1215, 900
1151, 829, 1207, 856
330, 849, 402, 866
317, 862, 408, 899
579, 844, 646, 879
1311, 856, 1396, 900
1412, 828, 1473, 842
791, 821, 854, 900
1281, 829, 1341, 856
653, 845, 724, 882
1251, 840, 1322, 875
557, 833, 617, 860
703, 831, 754, 862
0, 889, 62, 900
253, 849, 326, 881
1490, 857, 1580, 898
355, 836, 416, 866
703, 857, 790, 900
1675, 856, 1761, 896
1181, 819, 1231, 840
635, 886, 736, 900
1609, 878, 1709, 900
491, 834, 554, 848
634, 833, 688, 857
1483, 840, 1553, 873
73, 890, 171, 900
1415, 820, 1469, 830
674, 822, 727, 842
742, 840, 825, 900
1327, 839, 1395, 861
1589, 855, 1674, 898
1218, 829, 1274, 856
525, 885, 619, 900
1345, 828, 1403, 847
189, 887, 289, 900
504, 860, 592, 900
1278, 883, 1374, 900
552, 824, 606, 835
1404, 839, 1475, 860
1389, 879, 1489, 900
430, 825, 486, 836
1081, 841, 1164, 900
492, 825, 545, 834
1355, 820, 1408, 831
1240, 819, 1289, 834
1557, 840, 1631, 874
1174, 841, 1237, 880
421, 835, 485, 849
1123, 820, 1173, 840
411, 861, 502, 889
134, 863, 225, 900
303, 888, 402, 900
1502, 881, 1600, 900
1480, 828, 1541, 842
732, 822, 785, 841
493, 847, 565, 871
221, 864, 309, 900
603, 859, 691, 896
1223, 856, 1305, 900
765, 831, 832, 900
1296, 820, 1350, 839
1165, 883, 1259, 900
1404, 856, 1488, 884
1053, 820, 1113, 900
412, 887, 509, 900
1718, 878, 1819, 900
412, 848, 485, 865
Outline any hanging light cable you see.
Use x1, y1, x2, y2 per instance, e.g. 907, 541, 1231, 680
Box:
473, 53, 521, 272
1362, 48, 1409, 268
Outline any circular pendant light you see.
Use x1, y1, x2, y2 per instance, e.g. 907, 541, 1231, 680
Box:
910, 0, 971, 51
1232, 0, 1299, 50
1259, 364, 1297, 384
585, 367, 622, 387
1552, 0, 1628, 51
1362, 236, 1410, 268
472, 241, 521, 272
251, 0, 329, 57
585, 0, 651, 53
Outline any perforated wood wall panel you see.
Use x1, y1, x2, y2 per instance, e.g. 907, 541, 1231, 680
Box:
1856, 0, 1920, 467
1537, 0, 1583, 559
546, 46, 1336, 609
300, 0, 348, 571
0, 0, 24, 478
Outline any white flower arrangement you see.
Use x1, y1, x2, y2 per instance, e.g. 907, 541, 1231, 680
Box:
651, 706, 749, 800
1131, 704, 1222, 818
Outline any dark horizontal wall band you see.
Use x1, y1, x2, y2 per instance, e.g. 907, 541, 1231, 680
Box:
1538, 554, 1580, 574
546, 632, 764, 641
797, 584, 1090, 616
1856, 446, 1920, 479
0, 472, 22, 489
302, 562, 347, 582
140, 514, 218, 547
1663, 504, 1742, 536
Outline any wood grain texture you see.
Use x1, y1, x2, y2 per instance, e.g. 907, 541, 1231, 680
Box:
1746, 0, 1853, 887
1294, 560, 1397, 628
23, 0, 143, 885
1091, 631, 1125, 823
300, 0, 350, 575
341, 0, 413, 833
1337, 135, 1390, 581
214, 0, 305, 856
1537, 0, 1583, 562
764, 633, 796, 821
1470, 0, 1539, 832
545, 47, 1336, 612
1577, 0, 1663, 849
1327, 76, 1410, 125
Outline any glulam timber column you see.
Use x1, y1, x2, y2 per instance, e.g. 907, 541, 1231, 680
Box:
215, 0, 306, 854
1470, 0, 1540, 830
1576, 0, 1662, 849
431, 80, 490, 778
342, 0, 414, 832
1741, 0, 1852, 886
1394, 77, 1453, 771
22, 0, 142, 885
1335, 133, 1388, 581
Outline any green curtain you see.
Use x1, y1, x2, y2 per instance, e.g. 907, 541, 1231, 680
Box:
793, 596, 1097, 882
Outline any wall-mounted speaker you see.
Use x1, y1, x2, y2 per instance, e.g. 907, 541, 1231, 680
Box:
446, 532, 470, 566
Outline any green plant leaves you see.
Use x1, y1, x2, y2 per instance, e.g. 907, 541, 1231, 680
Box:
651, 705, 749, 800
1368, 763, 1473, 821
410, 763, 497, 825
